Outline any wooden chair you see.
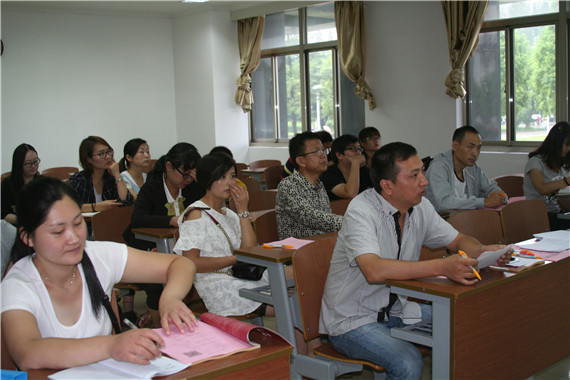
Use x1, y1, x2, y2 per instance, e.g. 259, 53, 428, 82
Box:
91, 207, 141, 293
293, 237, 388, 379
1, 172, 11, 181
239, 176, 261, 192
41, 166, 79, 181
252, 210, 278, 244
263, 165, 283, 190
248, 190, 277, 212
446, 209, 505, 245
145, 159, 157, 173
236, 162, 248, 172
501, 199, 550, 244
330, 198, 351, 215
248, 159, 281, 170
493, 175, 524, 197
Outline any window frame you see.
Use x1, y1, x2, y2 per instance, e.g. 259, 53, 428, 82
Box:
249, 5, 341, 144
465, 1, 569, 147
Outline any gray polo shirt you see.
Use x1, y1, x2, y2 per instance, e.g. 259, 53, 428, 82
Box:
319, 188, 458, 336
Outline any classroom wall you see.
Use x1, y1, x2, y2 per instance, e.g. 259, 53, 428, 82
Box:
1, 2, 531, 174
1, 9, 179, 172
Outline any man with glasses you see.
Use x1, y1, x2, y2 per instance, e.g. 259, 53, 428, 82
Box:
320, 134, 373, 200
275, 132, 343, 239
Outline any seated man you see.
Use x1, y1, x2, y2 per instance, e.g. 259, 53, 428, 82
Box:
319, 142, 511, 379
281, 130, 333, 180
425, 125, 507, 211
320, 134, 372, 200
276, 132, 343, 239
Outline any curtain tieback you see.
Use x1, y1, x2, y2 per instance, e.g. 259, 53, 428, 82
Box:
236, 74, 252, 90
445, 68, 466, 98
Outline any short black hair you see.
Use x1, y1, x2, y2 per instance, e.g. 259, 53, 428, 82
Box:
370, 142, 417, 194
358, 127, 381, 142
452, 125, 480, 143
330, 134, 359, 165
196, 153, 237, 191
209, 146, 233, 158
289, 132, 320, 169
315, 130, 333, 144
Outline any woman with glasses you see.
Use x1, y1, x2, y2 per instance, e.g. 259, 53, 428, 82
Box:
320, 134, 373, 200
118, 138, 151, 201
123, 142, 204, 328
1, 143, 42, 225
68, 136, 133, 213
359, 127, 382, 167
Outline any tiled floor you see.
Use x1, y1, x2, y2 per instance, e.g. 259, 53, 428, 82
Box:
132, 294, 569, 379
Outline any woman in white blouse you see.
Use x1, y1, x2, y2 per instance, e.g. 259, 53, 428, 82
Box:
119, 138, 151, 200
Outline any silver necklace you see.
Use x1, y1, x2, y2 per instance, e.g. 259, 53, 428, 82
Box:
40, 266, 77, 295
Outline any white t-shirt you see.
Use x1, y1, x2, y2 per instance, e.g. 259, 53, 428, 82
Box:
1, 241, 128, 338
454, 172, 467, 199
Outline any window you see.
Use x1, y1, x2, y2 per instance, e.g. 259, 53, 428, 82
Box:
466, 0, 569, 145
250, 3, 364, 142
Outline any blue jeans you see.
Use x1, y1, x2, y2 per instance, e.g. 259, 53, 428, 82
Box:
329, 304, 432, 380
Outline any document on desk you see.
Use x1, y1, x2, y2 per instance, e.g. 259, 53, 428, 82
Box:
266, 237, 313, 249
517, 231, 570, 252
477, 245, 512, 269
48, 356, 189, 380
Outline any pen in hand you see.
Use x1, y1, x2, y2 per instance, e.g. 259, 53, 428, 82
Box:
458, 250, 482, 281
123, 318, 162, 349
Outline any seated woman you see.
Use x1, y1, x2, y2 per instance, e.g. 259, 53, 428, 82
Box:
68, 136, 134, 212
119, 138, 151, 201
320, 134, 372, 201
1, 177, 197, 370
123, 142, 203, 328
523, 121, 570, 230
173, 153, 271, 317
1, 143, 41, 225
359, 126, 382, 167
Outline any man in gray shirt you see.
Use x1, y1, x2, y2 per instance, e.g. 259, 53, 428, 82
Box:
319, 142, 511, 379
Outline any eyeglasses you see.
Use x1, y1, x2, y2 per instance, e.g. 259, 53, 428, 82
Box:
363, 136, 381, 142
298, 148, 327, 157
345, 146, 363, 153
176, 167, 193, 181
23, 158, 41, 168
92, 148, 114, 159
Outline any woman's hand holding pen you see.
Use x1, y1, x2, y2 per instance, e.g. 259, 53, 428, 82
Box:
109, 328, 165, 365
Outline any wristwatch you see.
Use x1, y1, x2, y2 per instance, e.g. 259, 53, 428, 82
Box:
237, 211, 250, 218
115, 176, 124, 184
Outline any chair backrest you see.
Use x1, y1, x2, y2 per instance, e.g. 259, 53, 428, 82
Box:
236, 162, 248, 172
493, 175, 524, 197
41, 167, 79, 181
263, 165, 283, 190
248, 190, 277, 212
248, 159, 281, 170
91, 206, 134, 244
446, 209, 505, 245
293, 236, 337, 341
1, 172, 11, 181
239, 176, 261, 192
330, 198, 350, 216
501, 199, 550, 244
252, 210, 278, 243
145, 159, 158, 173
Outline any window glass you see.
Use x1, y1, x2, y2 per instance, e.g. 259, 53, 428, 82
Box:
276, 54, 302, 139
307, 2, 337, 44
484, 0, 558, 21
513, 25, 556, 142
308, 50, 335, 137
251, 58, 275, 140
262, 10, 299, 49
468, 31, 505, 141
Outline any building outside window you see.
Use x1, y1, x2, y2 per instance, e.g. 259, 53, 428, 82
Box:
250, 2, 364, 143
466, 0, 569, 145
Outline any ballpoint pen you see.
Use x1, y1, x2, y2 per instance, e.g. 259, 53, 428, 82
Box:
263, 244, 294, 249
458, 250, 482, 281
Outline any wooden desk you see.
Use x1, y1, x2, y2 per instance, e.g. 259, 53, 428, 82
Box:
234, 232, 338, 380
387, 257, 570, 379
26, 330, 293, 380
132, 227, 178, 253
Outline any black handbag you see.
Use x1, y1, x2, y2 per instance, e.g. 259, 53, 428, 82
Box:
194, 207, 266, 281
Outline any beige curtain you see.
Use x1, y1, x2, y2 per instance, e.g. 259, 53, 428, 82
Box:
335, 1, 376, 110
235, 16, 265, 113
441, 1, 488, 98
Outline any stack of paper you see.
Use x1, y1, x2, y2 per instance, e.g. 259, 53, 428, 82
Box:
517, 231, 570, 252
